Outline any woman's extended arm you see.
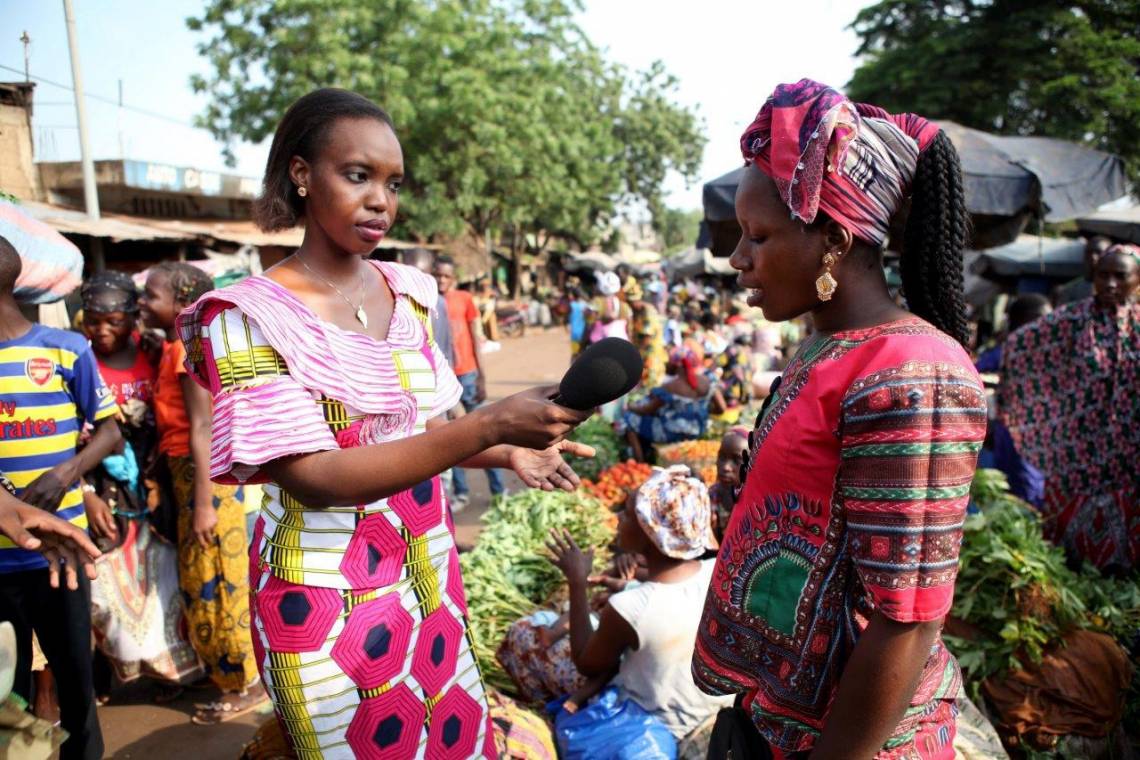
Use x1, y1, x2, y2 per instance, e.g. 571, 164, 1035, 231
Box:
548, 530, 636, 677
262, 385, 591, 507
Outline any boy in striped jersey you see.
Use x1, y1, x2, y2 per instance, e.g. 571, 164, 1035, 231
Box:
0, 236, 120, 760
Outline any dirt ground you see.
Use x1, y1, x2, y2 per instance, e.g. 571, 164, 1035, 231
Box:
94, 326, 573, 759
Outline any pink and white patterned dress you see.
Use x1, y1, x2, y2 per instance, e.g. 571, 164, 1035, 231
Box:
178, 261, 494, 759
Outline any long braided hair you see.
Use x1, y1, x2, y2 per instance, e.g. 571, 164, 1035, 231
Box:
900, 130, 971, 346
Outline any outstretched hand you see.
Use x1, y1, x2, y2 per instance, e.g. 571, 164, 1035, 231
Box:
546, 528, 594, 587
0, 498, 102, 589
509, 440, 595, 492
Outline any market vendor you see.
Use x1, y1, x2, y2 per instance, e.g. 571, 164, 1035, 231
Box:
692, 79, 987, 759
999, 243, 1139, 574
618, 346, 726, 462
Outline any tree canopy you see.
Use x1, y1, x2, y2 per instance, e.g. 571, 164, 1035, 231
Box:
187, 0, 705, 248
655, 206, 703, 254
847, 0, 1140, 184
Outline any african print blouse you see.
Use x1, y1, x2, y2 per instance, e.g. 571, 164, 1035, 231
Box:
999, 298, 1140, 571
177, 262, 463, 589
692, 318, 986, 759
179, 263, 502, 759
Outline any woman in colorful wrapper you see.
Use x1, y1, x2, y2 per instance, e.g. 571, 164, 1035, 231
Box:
626, 280, 667, 388
176, 88, 592, 758
999, 243, 1139, 575
691, 80, 987, 759
141, 262, 265, 723
619, 346, 725, 463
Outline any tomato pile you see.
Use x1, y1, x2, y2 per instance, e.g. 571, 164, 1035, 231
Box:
656, 439, 721, 486
656, 439, 720, 462
580, 460, 654, 509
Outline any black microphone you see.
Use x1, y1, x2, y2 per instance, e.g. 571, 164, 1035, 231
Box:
552, 338, 644, 410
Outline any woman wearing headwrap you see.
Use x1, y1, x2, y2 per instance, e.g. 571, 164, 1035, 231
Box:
588, 271, 630, 344
1000, 243, 1140, 574
627, 279, 667, 387
548, 466, 732, 751
79, 272, 201, 701
619, 346, 726, 462
691, 80, 986, 759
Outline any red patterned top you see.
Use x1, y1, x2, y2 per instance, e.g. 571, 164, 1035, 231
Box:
692, 318, 986, 759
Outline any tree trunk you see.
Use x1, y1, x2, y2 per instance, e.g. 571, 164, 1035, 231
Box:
509, 225, 522, 299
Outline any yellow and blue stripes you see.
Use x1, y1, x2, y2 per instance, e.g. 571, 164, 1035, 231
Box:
0, 324, 117, 571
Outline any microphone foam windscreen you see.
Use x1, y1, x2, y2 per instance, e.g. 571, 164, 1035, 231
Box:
556, 338, 644, 410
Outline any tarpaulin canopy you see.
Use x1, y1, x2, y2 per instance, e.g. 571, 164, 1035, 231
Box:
702, 168, 743, 224
564, 252, 618, 272
0, 199, 84, 304
937, 121, 1126, 223
970, 235, 1086, 281
1076, 206, 1140, 245
665, 247, 736, 279
701, 124, 1126, 252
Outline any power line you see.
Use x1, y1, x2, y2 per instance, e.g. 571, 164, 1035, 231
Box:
0, 62, 199, 128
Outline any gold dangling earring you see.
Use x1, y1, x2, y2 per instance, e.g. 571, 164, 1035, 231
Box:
816, 252, 839, 302
297, 186, 308, 197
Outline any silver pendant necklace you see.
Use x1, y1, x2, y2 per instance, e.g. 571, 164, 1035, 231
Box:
296, 254, 369, 328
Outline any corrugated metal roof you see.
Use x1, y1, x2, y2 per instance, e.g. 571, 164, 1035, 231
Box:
19, 201, 195, 242
19, 201, 423, 249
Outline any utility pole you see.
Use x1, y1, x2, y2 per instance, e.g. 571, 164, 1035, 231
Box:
19, 31, 31, 82
62, 0, 104, 269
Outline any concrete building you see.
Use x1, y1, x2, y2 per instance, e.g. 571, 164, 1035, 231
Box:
0, 82, 41, 201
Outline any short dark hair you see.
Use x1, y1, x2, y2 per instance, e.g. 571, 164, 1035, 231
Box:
253, 88, 395, 232
0, 235, 20, 294
434, 255, 456, 270
1006, 293, 1050, 332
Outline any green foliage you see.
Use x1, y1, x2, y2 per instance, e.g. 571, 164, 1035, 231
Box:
655, 206, 703, 254
188, 0, 705, 246
948, 470, 1140, 709
847, 0, 1140, 184
563, 415, 621, 481
459, 488, 613, 692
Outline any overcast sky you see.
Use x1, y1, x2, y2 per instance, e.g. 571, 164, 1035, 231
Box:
0, 0, 869, 211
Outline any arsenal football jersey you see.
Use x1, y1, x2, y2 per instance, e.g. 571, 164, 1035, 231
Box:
0, 323, 117, 572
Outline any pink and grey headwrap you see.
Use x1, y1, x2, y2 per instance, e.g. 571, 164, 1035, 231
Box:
633, 465, 716, 560
741, 78, 941, 246
1105, 243, 1140, 265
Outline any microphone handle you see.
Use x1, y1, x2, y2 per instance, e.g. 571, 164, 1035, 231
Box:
549, 392, 596, 412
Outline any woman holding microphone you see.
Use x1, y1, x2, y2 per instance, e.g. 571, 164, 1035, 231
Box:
178, 88, 592, 758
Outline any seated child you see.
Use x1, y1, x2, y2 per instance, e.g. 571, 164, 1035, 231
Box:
497, 553, 644, 703
548, 466, 733, 742
709, 428, 749, 542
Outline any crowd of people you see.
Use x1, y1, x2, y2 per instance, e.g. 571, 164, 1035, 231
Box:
0, 74, 1134, 760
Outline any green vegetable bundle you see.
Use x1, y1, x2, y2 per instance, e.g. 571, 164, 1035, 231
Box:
460, 488, 615, 694
948, 470, 1140, 702
564, 416, 621, 481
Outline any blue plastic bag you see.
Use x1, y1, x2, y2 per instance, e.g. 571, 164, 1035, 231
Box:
554, 686, 677, 760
